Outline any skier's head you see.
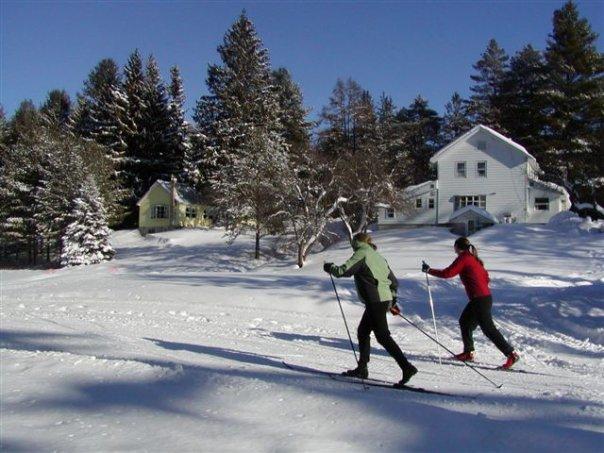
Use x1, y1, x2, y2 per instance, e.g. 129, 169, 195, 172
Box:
454, 237, 484, 265
352, 233, 377, 250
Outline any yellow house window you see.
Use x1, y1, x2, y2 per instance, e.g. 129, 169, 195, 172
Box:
151, 205, 168, 219
186, 206, 197, 218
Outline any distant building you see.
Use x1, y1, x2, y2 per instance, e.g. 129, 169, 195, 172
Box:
137, 177, 214, 235
378, 125, 570, 235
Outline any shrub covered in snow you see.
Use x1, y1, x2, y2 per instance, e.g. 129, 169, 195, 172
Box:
548, 211, 603, 234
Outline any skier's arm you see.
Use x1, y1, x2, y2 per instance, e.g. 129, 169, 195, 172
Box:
330, 249, 365, 278
428, 255, 465, 279
387, 268, 398, 299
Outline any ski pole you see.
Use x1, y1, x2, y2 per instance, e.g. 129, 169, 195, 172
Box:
423, 262, 442, 366
329, 274, 359, 364
398, 313, 503, 389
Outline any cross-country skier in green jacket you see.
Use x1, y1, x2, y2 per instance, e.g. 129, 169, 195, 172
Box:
324, 233, 418, 386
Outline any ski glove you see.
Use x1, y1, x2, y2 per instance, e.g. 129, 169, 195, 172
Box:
421, 262, 430, 273
389, 298, 401, 316
323, 262, 334, 274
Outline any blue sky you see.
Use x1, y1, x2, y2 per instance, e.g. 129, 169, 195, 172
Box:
1, 1, 602, 121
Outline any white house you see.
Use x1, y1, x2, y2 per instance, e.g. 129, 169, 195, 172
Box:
378, 125, 570, 235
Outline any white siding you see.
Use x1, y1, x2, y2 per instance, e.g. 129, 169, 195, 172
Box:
377, 126, 569, 228
435, 128, 529, 223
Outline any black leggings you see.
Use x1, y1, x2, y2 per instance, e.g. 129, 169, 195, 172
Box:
459, 295, 514, 355
357, 301, 413, 370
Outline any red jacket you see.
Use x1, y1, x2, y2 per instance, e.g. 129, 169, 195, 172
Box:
428, 251, 491, 299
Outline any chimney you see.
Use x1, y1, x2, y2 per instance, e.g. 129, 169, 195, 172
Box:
170, 175, 177, 227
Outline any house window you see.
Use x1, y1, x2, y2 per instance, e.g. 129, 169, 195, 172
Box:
455, 195, 487, 210
416, 198, 423, 209
428, 198, 435, 209
186, 206, 197, 218
477, 140, 487, 151
386, 208, 395, 219
151, 205, 168, 219
535, 197, 550, 211
477, 161, 487, 177
455, 162, 467, 178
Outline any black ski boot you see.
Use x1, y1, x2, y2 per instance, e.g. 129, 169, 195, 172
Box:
341, 364, 368, 379
394, 364, 417, 388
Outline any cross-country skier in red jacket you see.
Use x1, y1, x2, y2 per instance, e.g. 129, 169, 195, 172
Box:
422, 237, 519, 369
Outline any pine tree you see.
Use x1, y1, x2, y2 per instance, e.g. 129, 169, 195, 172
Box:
397, 95, 441, 184
61, 176, 115, 267
167, 65, 191, 181
194, 12, 287, 258
122, 49, 147, 217
140, 55, 172, 188
468, 39, 509, 129
272, 67, 311, 152
83, 59, 131, 173
40, 89, 71, 130
441, 92, 472, 143
542, 0, 604, 205
69, 94, 94, 139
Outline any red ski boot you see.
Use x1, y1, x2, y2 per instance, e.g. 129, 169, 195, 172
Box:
499, 351, 519, 370
454, 351, 475, 362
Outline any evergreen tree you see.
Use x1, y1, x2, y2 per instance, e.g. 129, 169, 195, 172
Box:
397, 95, 441, 184
441, 92, 472, 143
167, 65, 191, 181
468, 39, 509, 129
272, 67, 311, 152
194, 12, 287, 258
122, 49, 147, 216
1, 105, 47, 264
498, 46, 548, 155
61, 176, 115, 267
542, 0, 604, 205
40, 89, 71, 130
83, 59, 131, 172
140, 55, 172, 187
69, 93, 94, 139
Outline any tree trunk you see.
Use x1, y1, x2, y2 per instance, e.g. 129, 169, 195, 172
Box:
255, 226, 260, 260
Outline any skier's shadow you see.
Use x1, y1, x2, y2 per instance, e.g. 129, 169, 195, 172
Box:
145, 337, 286, 370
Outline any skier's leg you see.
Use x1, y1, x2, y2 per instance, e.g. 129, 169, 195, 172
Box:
369, 302, 413, 370
474, 296, 514, 355
459, 301, 479, 353
357, 308, 372, 366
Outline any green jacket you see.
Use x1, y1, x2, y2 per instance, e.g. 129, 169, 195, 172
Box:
329, 240, 398, 304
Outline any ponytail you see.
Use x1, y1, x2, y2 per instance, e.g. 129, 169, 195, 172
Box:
454, 237, 484, 266
353, 232, 377, 250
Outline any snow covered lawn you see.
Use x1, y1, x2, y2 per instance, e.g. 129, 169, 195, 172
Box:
1, 224, 603, 452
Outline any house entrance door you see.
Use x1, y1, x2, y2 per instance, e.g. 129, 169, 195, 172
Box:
467, 219, 476, 235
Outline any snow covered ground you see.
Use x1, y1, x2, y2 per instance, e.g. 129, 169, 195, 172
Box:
1, 222, 603, 452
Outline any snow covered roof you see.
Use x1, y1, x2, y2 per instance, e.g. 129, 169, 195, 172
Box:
430, 125, 538, 168
529, 177, 571, 205
403, 180, 436, 193
449, 205, 499, 224
137, 179, 204, 206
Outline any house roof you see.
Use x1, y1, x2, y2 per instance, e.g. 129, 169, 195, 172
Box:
449, 205, 499, 224
136, 179, 204, 206
430, 125, 539, 169
529, 177, 571, 207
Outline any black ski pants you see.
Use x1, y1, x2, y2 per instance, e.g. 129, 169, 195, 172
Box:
459, 295, 514, 355
357, 301, 413, 370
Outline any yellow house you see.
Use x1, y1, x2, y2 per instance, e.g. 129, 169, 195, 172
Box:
137, 178, 213, 235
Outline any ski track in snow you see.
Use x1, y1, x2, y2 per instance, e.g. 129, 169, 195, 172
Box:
1, 225, 603, 452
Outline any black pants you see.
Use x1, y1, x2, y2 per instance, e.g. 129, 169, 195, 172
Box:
357, 301, 412, 370
459, 295, 514, 355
